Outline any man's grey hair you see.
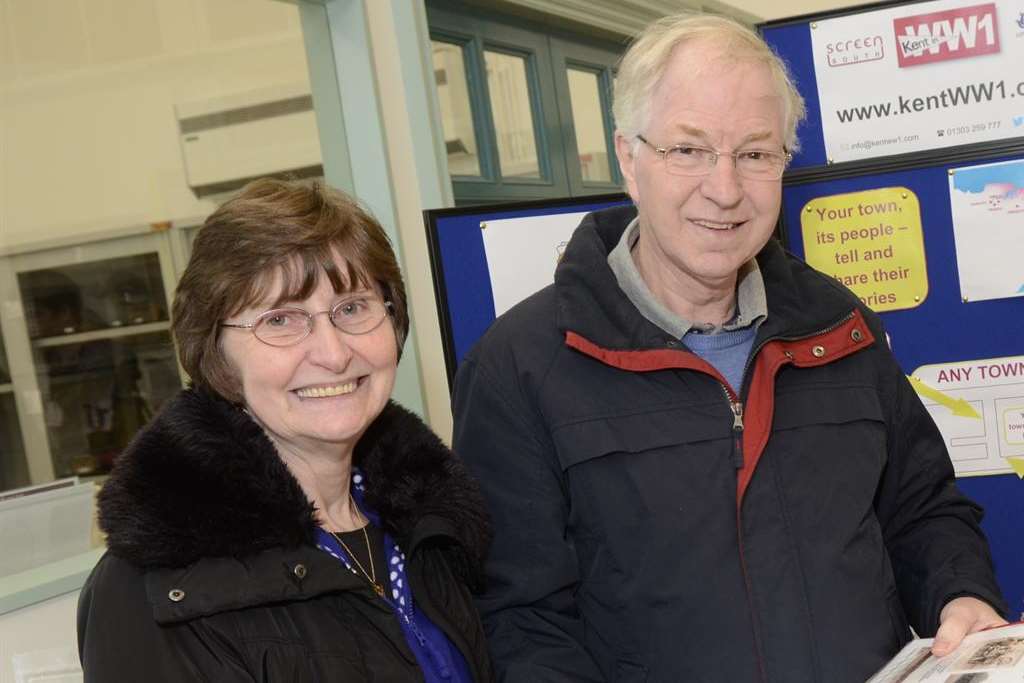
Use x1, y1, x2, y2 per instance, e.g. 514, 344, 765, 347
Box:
612, 12, 806, 153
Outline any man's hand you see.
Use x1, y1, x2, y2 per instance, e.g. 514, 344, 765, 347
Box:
931, 597, 1008, 657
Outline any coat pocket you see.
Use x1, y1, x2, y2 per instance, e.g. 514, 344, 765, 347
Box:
770, 383, 888, 502
550, 403, 726, 472
772, 382, 885, 432
550, 403, 737, 525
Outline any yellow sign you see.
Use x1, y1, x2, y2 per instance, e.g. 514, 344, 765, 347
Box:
801, 187, 927, 312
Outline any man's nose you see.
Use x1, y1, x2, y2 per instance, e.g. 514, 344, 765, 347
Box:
699, 154, 744, 207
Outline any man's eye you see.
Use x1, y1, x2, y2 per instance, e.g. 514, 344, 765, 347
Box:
740, 151, 766, 161
673, 146, 704, 156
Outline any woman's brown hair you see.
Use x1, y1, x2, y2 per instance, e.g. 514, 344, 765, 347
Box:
172, 178, 408, 402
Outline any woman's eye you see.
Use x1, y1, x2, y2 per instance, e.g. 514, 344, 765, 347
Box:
265, 313, 295, 327
337, 299, 368, 317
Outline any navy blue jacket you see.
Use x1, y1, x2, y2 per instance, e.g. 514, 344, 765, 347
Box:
452, 205, 1005, 682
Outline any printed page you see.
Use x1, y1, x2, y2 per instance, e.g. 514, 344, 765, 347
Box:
868, 623, 1024, 683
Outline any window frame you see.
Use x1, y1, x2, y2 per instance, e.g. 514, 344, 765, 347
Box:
550, 36, 623, 195
427, 0, 622, 205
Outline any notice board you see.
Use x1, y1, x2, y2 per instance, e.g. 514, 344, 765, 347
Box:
763, 0, 1024, 618
424, 193, 631, 387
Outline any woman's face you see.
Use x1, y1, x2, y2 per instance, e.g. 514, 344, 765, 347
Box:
220, 262, 398, 458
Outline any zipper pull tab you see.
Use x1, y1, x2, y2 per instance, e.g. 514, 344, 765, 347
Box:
731, 401, 744, 469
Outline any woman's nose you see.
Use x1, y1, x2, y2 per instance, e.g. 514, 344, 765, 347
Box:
306, 312, 354, 371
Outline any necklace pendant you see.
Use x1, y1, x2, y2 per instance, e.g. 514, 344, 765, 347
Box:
372, 582, 385, 597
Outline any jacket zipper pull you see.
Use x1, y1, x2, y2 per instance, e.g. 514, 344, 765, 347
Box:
731, 401, 744, 469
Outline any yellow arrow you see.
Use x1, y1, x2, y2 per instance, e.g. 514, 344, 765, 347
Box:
1009, 457, 1024, 479
907, 376, 981, 419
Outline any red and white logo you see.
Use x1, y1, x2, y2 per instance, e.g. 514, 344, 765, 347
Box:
893, 3, 1000, 67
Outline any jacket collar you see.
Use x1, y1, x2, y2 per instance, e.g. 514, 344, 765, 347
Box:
98, 388, 491, 581
554, 205, 860, 350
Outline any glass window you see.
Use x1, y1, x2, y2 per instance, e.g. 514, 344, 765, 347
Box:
432, 40, 481, 177
17, 255, 180, 478
484, 50, 540, 178
566, 68, 612, 183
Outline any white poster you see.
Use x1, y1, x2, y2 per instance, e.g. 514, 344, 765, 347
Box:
480, 211, 588, 317
911, 355, 1024, 477
948, 157, 1024, 302
810, 0, 1024, 163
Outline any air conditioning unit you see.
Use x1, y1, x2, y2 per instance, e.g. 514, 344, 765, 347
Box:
175, 83, 323, 197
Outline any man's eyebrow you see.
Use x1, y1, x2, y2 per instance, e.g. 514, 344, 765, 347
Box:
738, 131, 774, 146
667, 126, 775, 147
671, 124, 710, 141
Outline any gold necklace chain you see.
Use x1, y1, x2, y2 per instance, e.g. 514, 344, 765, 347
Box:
329, 520, 385, 593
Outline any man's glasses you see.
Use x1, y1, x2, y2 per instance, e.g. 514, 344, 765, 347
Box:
636, 134, 791, 181
221, 295, 393, 347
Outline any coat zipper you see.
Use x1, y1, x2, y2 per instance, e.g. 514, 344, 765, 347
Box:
727, 309, 858, 683
730, 398, 744, 469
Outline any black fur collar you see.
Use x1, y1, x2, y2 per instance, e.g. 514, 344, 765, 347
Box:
98, 388, 491, 579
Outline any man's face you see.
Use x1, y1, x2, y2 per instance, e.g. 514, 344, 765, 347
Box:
615, 43, 786, 292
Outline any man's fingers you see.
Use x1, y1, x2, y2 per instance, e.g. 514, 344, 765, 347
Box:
932, 597, 1008, 657
969, 615, 1010, 634
932, 616, 969, 657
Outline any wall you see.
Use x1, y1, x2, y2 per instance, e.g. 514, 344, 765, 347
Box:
733, 0, 865, 21
0, 0, 311, 251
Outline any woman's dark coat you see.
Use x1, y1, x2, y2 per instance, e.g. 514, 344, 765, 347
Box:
77, 388, 494, 682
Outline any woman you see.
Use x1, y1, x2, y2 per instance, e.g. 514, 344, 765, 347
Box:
77, 178, 494, 682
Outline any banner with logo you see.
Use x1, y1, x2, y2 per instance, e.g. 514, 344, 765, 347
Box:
811, 0, 1024, 163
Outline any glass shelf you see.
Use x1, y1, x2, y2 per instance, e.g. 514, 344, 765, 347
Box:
18, 253, 168, 340
31, 321, 171, 349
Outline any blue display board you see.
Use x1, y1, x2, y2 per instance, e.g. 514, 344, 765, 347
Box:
763, 1, 1024, 619
761, 19, 828, 170
424, 193, 631, 386
779, 157, 1024, 618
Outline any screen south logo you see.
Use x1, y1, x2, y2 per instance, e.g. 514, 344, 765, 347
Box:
825, 34, 884, 67
893, 3, 1000, 67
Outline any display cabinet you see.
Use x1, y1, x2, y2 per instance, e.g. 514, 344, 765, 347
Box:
0, 229, 187, 489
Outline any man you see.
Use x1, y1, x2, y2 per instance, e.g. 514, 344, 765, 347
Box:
452, 13, 1007, 683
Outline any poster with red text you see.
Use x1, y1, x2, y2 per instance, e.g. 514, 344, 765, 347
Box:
810, 0, 1024, 163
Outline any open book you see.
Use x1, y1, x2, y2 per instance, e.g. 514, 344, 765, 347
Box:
868, 623, 1024, 683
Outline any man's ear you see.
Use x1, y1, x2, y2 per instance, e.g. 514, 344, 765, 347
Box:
614, 132, 640, 203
